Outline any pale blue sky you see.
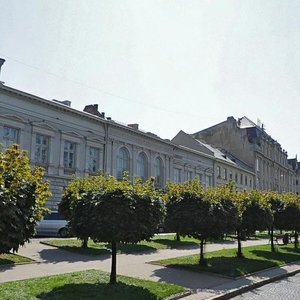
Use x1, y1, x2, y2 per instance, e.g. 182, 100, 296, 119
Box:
0, 0, 299, 157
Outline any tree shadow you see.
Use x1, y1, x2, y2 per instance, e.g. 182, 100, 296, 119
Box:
155, 256, 277, 278
111, 243, 157, 255
250, 249, 300, 263
38, 248, 110, 264
37, 282, 159, 300
151, 238, 199, 250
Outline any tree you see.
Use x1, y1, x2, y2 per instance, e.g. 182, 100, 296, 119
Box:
234, 191, 272, 258
165, 179, 236, 266
61, 174, 163, 284
0, 145, 51, 253
275, 193, 300, 249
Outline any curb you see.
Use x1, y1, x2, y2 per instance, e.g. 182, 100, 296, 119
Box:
166, 290, 193, 300
207, 268, 300, 299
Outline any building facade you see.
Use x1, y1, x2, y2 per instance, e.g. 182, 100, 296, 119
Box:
192, 116, 297, 193
172, 130, 255, 191
0, 84, 219, 208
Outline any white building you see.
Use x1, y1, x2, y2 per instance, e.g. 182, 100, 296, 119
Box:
0, 84, 221, 208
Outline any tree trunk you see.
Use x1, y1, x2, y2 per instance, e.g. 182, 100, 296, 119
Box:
176, 232, 180, 242
82, 237, 88, 249
109, 240, 117, 284
294, 231, 298, 249
270, 226, 275, 253
199, 238, 206, 266
237, 229, 243, 258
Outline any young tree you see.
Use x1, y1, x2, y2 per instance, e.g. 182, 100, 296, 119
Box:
165, 179, 236, 266
234, 191, 272, 258
0, 145, 51, 253
275, 193, 300, 249
60, 174, 163, 284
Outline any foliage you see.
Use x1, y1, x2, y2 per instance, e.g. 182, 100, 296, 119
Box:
59, 174, 164, 284
0, 145, 51, 253
165, 179, 238, 265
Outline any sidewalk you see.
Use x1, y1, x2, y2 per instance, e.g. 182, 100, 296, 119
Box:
1, 238, 299, 299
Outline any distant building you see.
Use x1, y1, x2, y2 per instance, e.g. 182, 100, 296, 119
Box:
192, 116, 297, 193
172, 130, 255, 191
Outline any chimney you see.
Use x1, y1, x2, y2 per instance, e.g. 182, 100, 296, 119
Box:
128, 123, 139, 130
83, 104, 105, 118
0, 58, 5, 81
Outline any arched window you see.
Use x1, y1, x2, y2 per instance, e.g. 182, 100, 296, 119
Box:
117, 147, 130, 179
154, 157, 164, 186
137, 152, 148, 181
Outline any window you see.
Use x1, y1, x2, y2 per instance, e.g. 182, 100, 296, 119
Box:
117, 147, 130, 179
89, 147, 100, 173
2, 126, 19, 148
35, 134, 49, 164
245, 175, 248, 186
223, 168, 227, 180
205, 175, 212, 186
63, 141, 76, 169
174, 168, 181, 183
217, 166, 221, 178
235, 173, 238, 183
154, 157, 163, 186
196, 173, 203, 182
187, 171, 193, 181
229, 171, 233, 180
137, 152, 148, 181
240, 174, 243, 185
296, 180, 299, 185
256, 158, 260, 171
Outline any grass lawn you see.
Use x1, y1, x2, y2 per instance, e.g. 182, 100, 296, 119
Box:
0, 253, 33, 266
151, 244, 300, 278
0, 269, 187, 300
43, 234, 201, 255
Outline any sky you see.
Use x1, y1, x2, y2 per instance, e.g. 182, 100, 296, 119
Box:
0, 0, 299, 157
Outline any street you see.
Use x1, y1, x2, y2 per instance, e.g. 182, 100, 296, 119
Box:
232, 273, 300, 300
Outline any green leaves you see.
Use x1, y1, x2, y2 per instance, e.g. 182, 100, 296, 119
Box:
0, 145, 51, 253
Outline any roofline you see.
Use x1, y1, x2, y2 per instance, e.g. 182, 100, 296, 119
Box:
0, 84, 176, 147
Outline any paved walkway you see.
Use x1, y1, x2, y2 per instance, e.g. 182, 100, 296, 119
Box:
1, 238, 299, 299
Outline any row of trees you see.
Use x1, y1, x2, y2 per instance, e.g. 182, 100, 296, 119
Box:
59, 174, 300, 283
1, 145, 299, 285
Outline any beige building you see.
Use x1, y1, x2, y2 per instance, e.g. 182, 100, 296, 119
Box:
172, 130, 255, 191
193, 116, 297, 193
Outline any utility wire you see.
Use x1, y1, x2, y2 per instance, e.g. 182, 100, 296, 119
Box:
0, 53, 202, 118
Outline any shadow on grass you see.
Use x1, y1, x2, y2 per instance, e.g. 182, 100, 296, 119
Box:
151, 239, 199, 250
37, 282, 159, 300
115, 244, 157, 255
250, 248, 300, 263
160, 256, 278, 278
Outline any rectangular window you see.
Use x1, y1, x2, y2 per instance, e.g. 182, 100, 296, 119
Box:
229, 171, 233, 180
3, 126, 19, 148
240, 174, 243, 185
223, 168, 227, 180
235, 173, 238, 183
174, 168, 181, 183
205, 175, 212, 187
63, 141, 76, 169
35, 134, 49, 164
217, 166, 221, 178
296, 180, 299, 185
89, 147, 100, 173
187, 171, 193, 181
245, 175, 248, 186
196, 173, 203, 182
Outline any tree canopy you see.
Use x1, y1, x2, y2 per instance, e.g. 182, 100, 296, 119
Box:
0, 145, 51, 253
